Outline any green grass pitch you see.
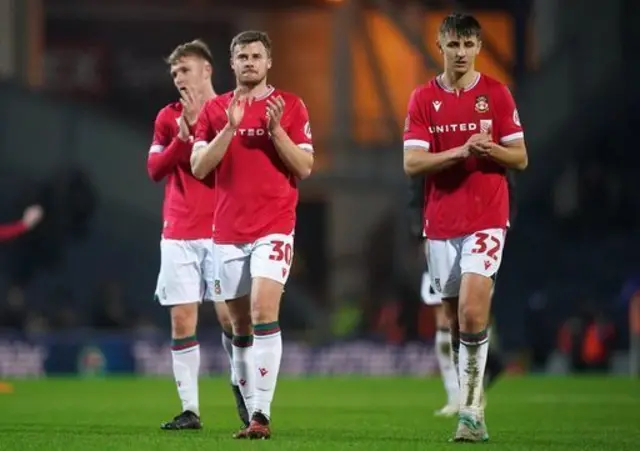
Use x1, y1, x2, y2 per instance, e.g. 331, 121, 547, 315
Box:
1, 376, 638, 450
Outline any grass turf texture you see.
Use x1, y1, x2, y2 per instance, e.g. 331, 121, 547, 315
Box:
1, 376, 638, 450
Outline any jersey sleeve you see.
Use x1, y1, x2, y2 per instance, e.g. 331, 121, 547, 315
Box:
193, 100, 217, 152
285, 97, 313, 153
494, 84, 524, 145
403, 87, 432, 151
147, 108, 192, 181
149, 109, 171, 153
0, 220, 27, 242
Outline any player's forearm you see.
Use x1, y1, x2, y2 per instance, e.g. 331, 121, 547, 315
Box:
486, 144, 528, 171
191, 125, 235, 179
147, 138, 191, 182
270, 127, 314, 180
404, 147, 465, 176
0, 221, 27, 241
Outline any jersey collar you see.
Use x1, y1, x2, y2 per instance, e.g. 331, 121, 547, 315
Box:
435, 73, 481, 93
253, 85, 275, 101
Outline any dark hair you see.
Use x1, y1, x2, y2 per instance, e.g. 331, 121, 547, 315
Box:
165, 39, 213, 65
439, 13, 482, 39
230, 30, 272, 56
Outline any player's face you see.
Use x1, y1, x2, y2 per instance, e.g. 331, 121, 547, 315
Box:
230, 41, 272, 86
170, 55, 211, 93
438, 33, 482, 74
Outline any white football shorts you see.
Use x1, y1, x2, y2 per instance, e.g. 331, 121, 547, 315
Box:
213, 233, 294, 300
154, 238, 220, 306
426, 227, 506, 299
421, 270, 442, 305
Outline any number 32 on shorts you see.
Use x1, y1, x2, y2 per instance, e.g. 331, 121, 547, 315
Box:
471, 231, 502, 261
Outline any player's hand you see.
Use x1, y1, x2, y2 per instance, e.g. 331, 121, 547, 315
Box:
178, 88, 199, 141
227, 89, 249, 130
179, 88, 201, 125
465, 132, 492, 155
471, 140, 496, 157
266, 95, 285, 132
22, 205, 44, 229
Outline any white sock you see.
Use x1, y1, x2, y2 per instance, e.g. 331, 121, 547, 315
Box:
435, 329, 459, 405
171, 337, 200, 416
253, 323, 283, 420
221, 331, 236, 385
232, 335, 256, 415
459, 330, 490, 418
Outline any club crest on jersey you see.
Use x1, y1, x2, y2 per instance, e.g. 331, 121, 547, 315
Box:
214, 279, 221, 295
403, 115, 410, 132
513, 108, 521, 126
475, 95, 489, 113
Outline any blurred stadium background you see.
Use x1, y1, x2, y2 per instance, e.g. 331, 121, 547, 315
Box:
0, 0, 638, 379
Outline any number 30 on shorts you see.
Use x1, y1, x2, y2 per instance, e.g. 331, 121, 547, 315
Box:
471, 231, 502, 261
269, 240, 293, 265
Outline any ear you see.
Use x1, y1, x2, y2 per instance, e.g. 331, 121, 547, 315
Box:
436, 39, 443, 55
476, 39, 483, 54
267, 57, 272, 70
229, 57, 234, 70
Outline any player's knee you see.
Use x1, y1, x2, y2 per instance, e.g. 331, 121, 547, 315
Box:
458, 296, 490, 331
213, 302, 233, 334
170, 304, 198, 338
250, 277, 282, 324
459, 273, 493, 330
458, 303, 485, 330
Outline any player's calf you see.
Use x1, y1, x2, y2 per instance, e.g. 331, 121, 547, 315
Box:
442, 297, 461, 376
163, 303, 202, 429
225, 295, 256, 418
250, 276, 284, 423
457, 273, 492, 420
215, 302, 250, 427
433, 304, 460, 415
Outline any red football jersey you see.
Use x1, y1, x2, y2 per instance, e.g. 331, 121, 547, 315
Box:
147, 102, 215, 240
194, 86, 313, 244
403, 73, 524, 240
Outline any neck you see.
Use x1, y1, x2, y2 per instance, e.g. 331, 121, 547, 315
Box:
441, 69, 478, 91
201, 83, 216, 101
239, 79, 269, 98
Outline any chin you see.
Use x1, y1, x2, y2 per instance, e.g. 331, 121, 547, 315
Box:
238, 75, 255, 85
245, 76, 267, 86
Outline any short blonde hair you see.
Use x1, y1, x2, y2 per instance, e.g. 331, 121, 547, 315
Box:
165, 39, 213, 66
